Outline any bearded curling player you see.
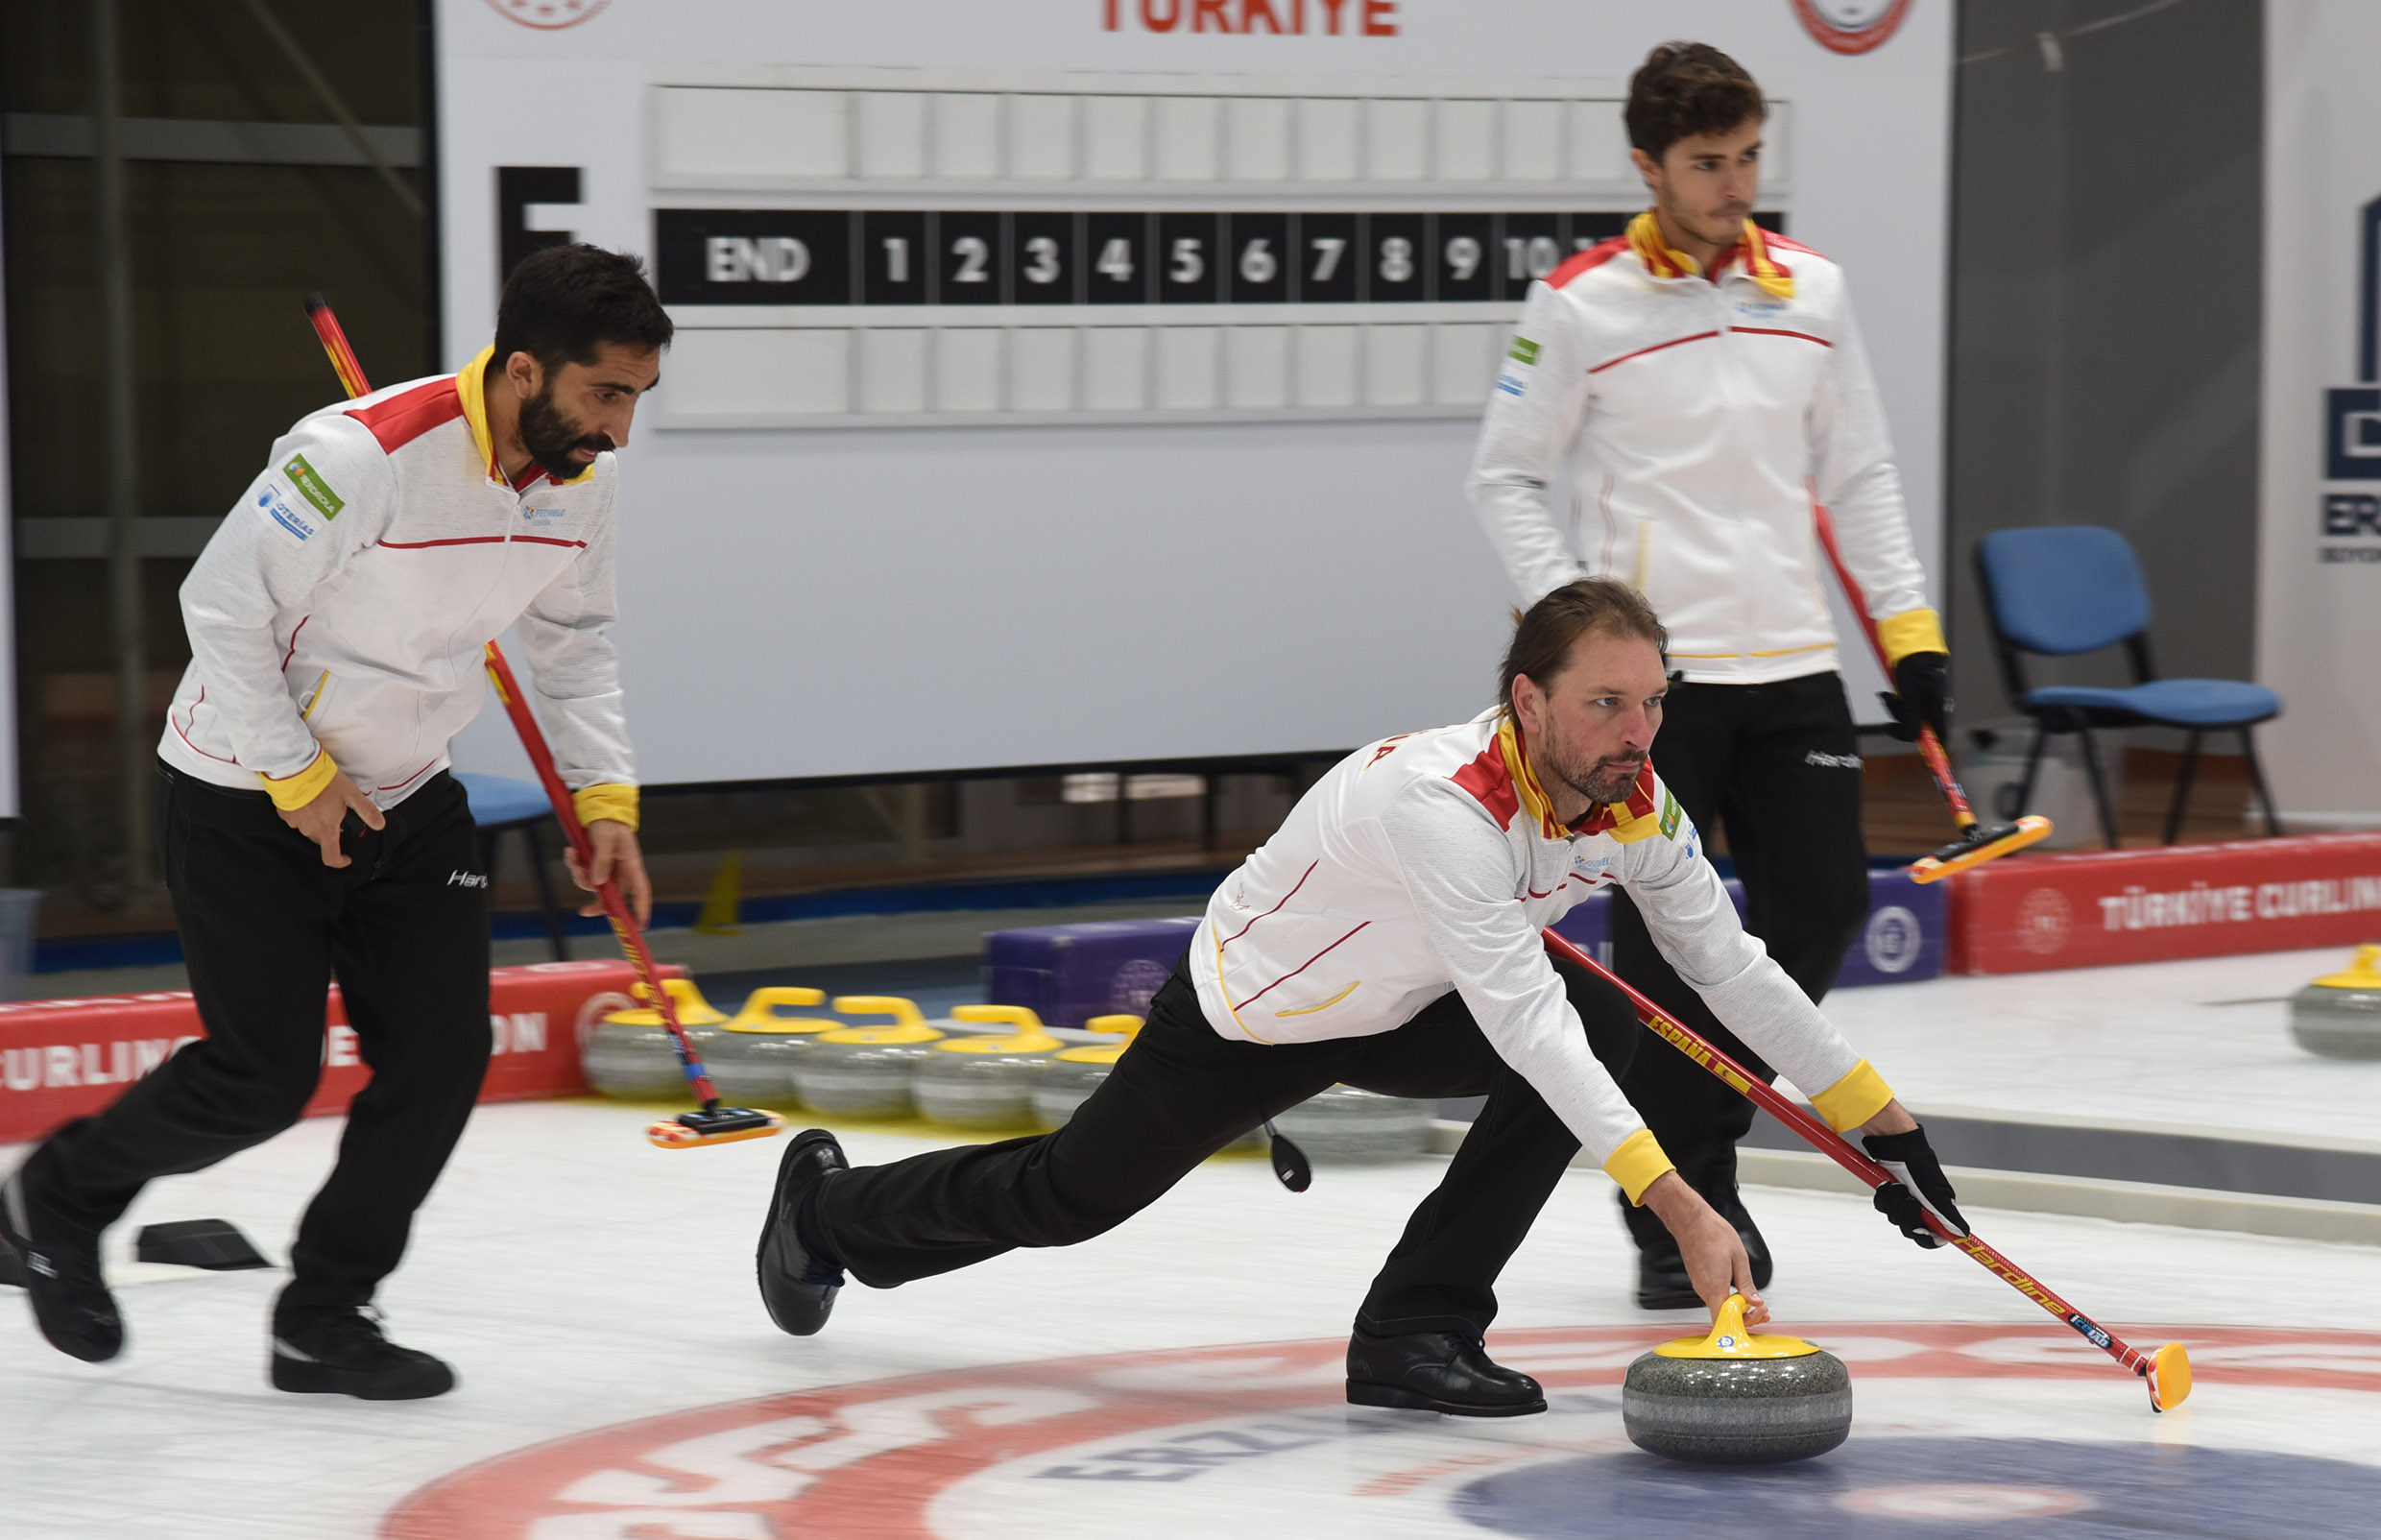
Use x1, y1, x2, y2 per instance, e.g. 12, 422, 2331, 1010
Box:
0, 245, 667, 1399
758, 579, 1966, 1415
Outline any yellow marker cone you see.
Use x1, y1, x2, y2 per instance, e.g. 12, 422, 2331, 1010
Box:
695, 852, 742, 935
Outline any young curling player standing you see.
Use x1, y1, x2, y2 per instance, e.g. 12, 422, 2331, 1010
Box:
1, 245, 668, 1400
1466, 42, 1954, 1310
758, 579, 1966, 1416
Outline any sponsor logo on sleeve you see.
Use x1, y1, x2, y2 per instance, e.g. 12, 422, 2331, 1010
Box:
1507, 336, 1541, 366
1494, 373, 1528, 397
1658, 787, 1682, 840
283, 455, 344, 520
257, 486, 316, 543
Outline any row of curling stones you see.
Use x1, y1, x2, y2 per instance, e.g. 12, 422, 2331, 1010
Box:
1622, 1292, 1852, 1465
2291, 944, 2381, 1058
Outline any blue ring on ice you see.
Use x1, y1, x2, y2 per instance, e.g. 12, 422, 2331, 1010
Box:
1455, 1437, 2381, 1538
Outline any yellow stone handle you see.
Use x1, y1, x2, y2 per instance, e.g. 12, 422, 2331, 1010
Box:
611, 975, 726, 1025
724, 986, 837, 1034
821, 995, 942, 1046
941, 1003, 1061, 1054
831, 996, 927, 1027
1084, 1014, 1145, 1040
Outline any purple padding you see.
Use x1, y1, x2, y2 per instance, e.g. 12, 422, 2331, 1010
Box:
984, 872, 1939, 1027
982, 916, 1204, 1028
1545, 868, 1944, 990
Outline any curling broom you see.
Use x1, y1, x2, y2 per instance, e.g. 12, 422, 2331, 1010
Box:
1542, 925, 2190, 1411
303, 295, 781, 1151
1814, 504, 2049, 882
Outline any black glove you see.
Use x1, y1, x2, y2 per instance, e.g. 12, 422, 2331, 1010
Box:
1863, 1124, 1968, 1249
1880, 651, 1952, 745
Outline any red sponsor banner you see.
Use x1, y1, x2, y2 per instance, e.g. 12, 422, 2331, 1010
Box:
1950, 832, 2381, 975
0, 960, 679, 1145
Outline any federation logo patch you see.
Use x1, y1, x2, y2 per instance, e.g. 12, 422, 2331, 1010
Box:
283, 454, 344, 520
256, 486, 315, 543
383, 1323, 2381, 1540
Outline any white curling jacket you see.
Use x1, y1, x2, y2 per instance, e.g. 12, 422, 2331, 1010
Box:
1467, 229, 1944, 683
1189, 710, 1893, 1199
160, 349, 637, 817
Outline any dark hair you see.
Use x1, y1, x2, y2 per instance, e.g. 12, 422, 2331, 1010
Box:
1624, 41, 1766, 161
493, 244, 673, 374
1499, 578, 1668, 716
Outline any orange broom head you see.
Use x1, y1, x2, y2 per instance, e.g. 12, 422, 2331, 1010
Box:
2146, 1341, 2193, 1412
1909, 815, 2053, 884
646, 1107, 785, 1150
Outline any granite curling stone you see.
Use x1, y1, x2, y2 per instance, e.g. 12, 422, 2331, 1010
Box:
787, 996, 945, 1118
1622, 1293, 1851, 1465
2289, 945, 2381, 1060
701, 987, 841, 1106
912, 1005, 1064, 1129
1269, 1084, 1431, 1164
1028, 1015, 1143, 1128
582, 978, 728, 1099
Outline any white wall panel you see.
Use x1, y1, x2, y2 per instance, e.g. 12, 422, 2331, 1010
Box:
934, 327, 1003, 412
934, 93, 1002, 179
1083, 326, 1148, 410
1296, 97, 1360, 181
1009, 94, 1076, 180
1296, 325, 1359, 408
1433, 323, 1496, 406
1154, 96, 1220, 181
856, 92, 926, 179
858, 328, 928, 414
1225, 96, 1291, 181
1008, 327, 1077, 411
1434, 99, 1496, 181
1155, 326, 1219, 409
1365, 97, 1428, 180
1226, 325, 1291, 410
1364, 325, 1427, 406
1082, 95, 1147, 180
1502, 100, 1562, 181
654, 86, 848, 180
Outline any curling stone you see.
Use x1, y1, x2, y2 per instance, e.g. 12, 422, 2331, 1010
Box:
700, 988, 842, 1106
787, 996, 945, 1118
1270, 1084, 1431, 1164
2289, 945, 2381, 1059
912, 1005, 1065, 1129
582, 978, 727, 1098
1622, 1293, 1851, 1465
1029, 1015, 1143, 1128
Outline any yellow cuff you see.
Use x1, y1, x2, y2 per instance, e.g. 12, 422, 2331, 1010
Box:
258, 749, 339, 811
1876, 607, 1947, 666
1602, 1128, 1677, 1205
1811, 1058, 1894, 1133
572, 782, 640, 830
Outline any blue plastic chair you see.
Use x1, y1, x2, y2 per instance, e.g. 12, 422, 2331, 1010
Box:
1974, 526, 2281, 848
455, 773, 569, 961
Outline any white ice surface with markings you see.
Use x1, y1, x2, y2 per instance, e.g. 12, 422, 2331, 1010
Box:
0, 950, 2374, 1537
1826, 946, 2381, 1145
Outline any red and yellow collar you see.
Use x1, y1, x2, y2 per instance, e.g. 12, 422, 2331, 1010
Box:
1625, 210, 1794, 301
1496, 716, 1664, 842
455, 345, 595, 489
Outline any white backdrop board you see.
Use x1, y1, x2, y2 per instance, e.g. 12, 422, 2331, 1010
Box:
2257, 2, 2381, 829
436, 0, 1950, 785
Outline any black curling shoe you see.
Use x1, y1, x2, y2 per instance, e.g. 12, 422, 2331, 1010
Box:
271, 1307, 454, 1400
1345, 1328, 1548, 1417
758, 1128, 849, 1336
0, 1167, 123, 1363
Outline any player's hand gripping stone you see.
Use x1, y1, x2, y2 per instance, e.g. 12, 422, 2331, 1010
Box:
1863, 1123, 1969, 1248
1642, 1171, 1768, 1325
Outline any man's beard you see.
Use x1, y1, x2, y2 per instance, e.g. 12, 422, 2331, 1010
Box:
1551, 749, 1647, 807
518, 385, 613, 482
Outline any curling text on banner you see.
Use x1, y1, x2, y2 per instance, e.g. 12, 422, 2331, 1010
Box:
1948, 831, 2381, 975
0, 960, 683, 1145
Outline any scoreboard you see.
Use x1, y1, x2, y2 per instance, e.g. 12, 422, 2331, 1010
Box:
636, 69, 1787, 428
432, 2, 1950, 786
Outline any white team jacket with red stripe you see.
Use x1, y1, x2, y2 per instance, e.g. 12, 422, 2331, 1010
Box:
1466, 233, 1936, 683
1188, 710, 1889, 1196
159, 351, 634, 808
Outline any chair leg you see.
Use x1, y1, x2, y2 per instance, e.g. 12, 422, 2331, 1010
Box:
2238, 729, 2284, 838
522, 822, 570, 963
2014, 724, 2051, 819
2076, 727, 2123, 849
2162, 731, 2201, 846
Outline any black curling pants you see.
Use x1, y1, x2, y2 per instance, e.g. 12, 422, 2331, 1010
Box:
1610, 672, 1870, 1253
28, 764, 493, 1319
815, 950, 1643, 1337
